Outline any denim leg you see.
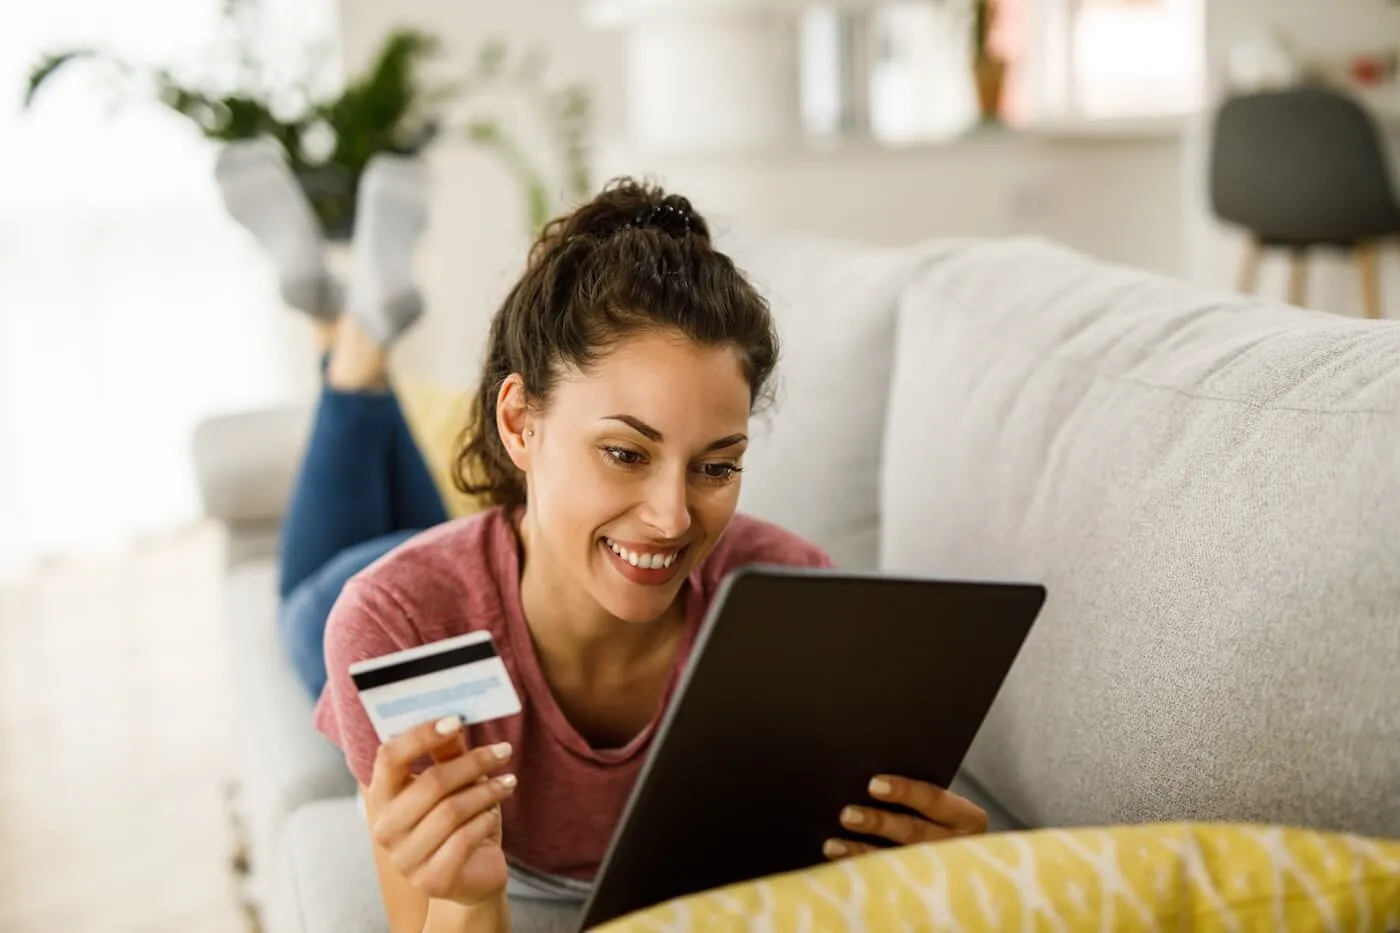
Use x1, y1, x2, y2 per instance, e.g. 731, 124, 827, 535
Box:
278, 383, 447, 598
278, 530, 419, 700
390, 391, 450, 532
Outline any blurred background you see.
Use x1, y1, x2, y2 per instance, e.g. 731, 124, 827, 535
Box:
1, 0, 1397, 930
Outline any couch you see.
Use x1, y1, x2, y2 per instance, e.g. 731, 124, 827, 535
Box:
192, 227, 1400, 933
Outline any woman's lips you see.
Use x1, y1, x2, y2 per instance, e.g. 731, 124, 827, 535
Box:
600, 538, 689, 586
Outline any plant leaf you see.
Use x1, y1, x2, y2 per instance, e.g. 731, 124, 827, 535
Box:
24, 49, 102, 108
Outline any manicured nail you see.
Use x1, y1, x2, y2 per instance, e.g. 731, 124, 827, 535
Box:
490, 742, 513, 761
435, 715, 463, 735
496, 773, 518, 790
842, 806, 865, 826
868, 777, 893, 797
823, 839, 848, 858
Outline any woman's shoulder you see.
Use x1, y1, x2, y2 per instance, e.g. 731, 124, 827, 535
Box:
702, 513, 832, 578
359, 507, 508, 585
333, 507, 516, 647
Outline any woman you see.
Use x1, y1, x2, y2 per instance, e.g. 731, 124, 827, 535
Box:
217, 146, 987, 933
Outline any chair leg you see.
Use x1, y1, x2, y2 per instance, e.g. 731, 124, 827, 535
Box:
1238, 238, 1262, 293
1288, 248, 1308, 307
1355, 241, 1382, 320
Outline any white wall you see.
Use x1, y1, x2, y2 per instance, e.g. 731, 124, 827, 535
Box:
1207, 0, 1400, 66
337, 0, 626, 385
601, 132, 1186, 275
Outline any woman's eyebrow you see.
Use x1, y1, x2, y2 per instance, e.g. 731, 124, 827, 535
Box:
604, 414, 662, 442
603, 415, 747, 452
704, 434, 747, 452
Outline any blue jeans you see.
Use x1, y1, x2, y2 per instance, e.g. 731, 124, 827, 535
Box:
277, 382, 449, 699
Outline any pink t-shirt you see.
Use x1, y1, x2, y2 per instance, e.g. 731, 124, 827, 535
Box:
314, 507, 830, 880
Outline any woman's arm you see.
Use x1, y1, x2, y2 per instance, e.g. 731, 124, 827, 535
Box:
355, 718, 517, 933
363, 785, 509, 933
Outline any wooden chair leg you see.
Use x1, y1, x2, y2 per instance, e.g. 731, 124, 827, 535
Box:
1288, 248, 1309, 307
1238, 238, 1262, 293
1355, 240, 1382, 319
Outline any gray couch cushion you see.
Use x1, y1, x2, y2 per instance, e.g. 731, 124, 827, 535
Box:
881, 237, 1400, 837
266, 798, 388, 933
713, 223, 965, 569
194, 405, 312, 527
268, 798, 582, 933
223, 558, 358, 898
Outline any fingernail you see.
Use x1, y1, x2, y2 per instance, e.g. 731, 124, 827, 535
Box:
434, 715, 463, 735
490, 742, 513, 761
496, 773, 518, 790
823, 839, 848, 858
869, 778, 893, 797
842, 806, 865, 826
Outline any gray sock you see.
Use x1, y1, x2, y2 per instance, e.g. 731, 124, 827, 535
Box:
215, 139, 342, 320
346, 154, 428, 345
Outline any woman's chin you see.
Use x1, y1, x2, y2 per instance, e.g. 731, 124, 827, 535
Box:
590, 571, 685, 625
598, 587, 679, 625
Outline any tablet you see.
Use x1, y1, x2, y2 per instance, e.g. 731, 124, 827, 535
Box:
578, 566, 1046, 929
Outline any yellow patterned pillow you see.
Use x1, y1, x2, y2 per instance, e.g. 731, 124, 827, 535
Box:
594, 824, 1400, 932
394, 375, 488, 519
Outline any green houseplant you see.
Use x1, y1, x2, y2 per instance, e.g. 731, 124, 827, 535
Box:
23, 10, 592, 239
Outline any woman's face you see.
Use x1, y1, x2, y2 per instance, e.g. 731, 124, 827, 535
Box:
515, 329, 752, 624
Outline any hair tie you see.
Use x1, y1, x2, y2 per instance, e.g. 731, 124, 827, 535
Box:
629, 201, 694, 235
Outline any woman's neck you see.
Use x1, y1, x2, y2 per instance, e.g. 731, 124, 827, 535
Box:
514, 508, 683, 679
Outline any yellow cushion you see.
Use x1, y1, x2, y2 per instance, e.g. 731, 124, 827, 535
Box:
593, 823, 1400, 932
394, 375, 489, 519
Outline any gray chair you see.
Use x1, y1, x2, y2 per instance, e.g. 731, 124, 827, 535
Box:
1209, 84, 1400, 318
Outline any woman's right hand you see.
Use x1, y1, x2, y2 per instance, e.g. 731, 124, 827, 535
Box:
365, 715, 517, 908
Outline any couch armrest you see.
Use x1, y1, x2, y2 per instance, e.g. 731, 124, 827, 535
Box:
267, 798, 582, 933
192, 405, 312, 526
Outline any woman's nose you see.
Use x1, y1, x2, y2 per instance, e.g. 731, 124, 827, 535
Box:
639, 472, 692, 540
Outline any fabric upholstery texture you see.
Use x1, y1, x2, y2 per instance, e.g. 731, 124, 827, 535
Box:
712, 223, 966, 569
593, 823, 1400, 932
193, 405, 312, 526
223, 560, 358, 909
881, 237, 1400, 837
270, 798, 582, 933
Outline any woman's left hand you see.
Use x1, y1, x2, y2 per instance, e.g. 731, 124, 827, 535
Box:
824, 775, 989, 860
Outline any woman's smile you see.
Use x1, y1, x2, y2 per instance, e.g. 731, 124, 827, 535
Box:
601, 536, 691, 586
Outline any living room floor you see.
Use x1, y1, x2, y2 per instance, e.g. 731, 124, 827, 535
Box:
0, 524, 250, 932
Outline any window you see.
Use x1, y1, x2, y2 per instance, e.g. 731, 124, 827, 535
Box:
1031, 0, 1206, 121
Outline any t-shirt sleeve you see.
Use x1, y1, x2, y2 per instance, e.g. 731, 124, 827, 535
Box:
313, 577, 415, 787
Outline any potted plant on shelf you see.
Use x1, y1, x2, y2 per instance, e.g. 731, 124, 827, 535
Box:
23, 10, 592, 239
971, 0, 1007, 124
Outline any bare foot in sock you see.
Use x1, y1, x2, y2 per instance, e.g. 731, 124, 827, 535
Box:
215, 138, 342, 320
347, 154, 428, 345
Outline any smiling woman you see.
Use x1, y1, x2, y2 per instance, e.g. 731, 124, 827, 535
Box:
305, 178, 989, 933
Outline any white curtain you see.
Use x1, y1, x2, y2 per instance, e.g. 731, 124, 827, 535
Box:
0, 0, 333, 577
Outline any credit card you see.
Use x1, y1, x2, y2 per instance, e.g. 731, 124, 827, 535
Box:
349, 632, 523, 742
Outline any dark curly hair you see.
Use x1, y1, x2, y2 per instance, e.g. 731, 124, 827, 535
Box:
454, 177, 779, 509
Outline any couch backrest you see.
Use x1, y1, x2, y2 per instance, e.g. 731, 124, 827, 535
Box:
712, 222, 962, 569
881, 237, 1400, 838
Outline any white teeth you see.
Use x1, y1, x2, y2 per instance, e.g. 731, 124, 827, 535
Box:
605, 538, 680, 571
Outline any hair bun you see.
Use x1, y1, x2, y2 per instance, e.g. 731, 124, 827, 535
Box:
629, 197, 696, 238
527, 179, 710, 267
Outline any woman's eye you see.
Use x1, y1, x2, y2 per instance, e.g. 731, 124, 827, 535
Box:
699, 462, 742, 482
603, 446, 644, 467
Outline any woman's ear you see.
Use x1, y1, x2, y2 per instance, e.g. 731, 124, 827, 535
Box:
496, 374, 534, 470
